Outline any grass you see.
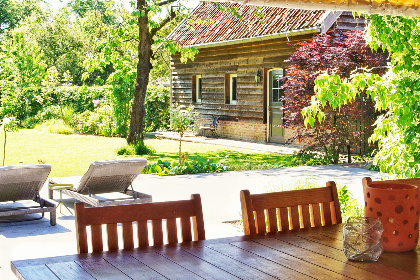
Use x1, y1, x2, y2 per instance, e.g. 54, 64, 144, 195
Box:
2, 129, 292, 177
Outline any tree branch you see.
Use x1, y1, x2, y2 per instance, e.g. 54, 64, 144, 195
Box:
150, 11, 175, 37
158, 0, 178, 6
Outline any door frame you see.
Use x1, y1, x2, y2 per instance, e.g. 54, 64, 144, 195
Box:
266, 68, 284, 143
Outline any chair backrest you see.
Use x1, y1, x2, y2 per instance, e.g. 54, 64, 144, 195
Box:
212, 116, 220, 128
74, 194, 205, 253
76, 158, 147, 195
0, 164, 51, 202
240, 181, 342, 235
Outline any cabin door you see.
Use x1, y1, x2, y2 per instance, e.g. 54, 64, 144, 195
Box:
268, 69, 284, 143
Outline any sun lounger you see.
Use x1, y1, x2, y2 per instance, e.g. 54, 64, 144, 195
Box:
48, 159, 152, 207
0, 164, 56, 226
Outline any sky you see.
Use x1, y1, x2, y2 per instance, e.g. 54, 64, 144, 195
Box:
46, 0, 200, 12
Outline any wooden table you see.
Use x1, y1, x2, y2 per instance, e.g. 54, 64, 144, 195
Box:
11, 224, 420, 279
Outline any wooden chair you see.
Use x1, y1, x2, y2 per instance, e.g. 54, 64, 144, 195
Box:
240, 181, 342, 235
74, 194, 205, 253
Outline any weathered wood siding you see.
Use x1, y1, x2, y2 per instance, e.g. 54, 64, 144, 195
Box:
171, 33, 314, 126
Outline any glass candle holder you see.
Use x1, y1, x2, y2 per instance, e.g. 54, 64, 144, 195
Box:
343, 217, 384, 262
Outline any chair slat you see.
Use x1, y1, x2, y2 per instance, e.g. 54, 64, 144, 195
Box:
152, 219, 164, 246
279, 207, 289, 231
137, 220, 149, 247
322, 202, 332, 226
240, 190, 256, 235
312, 203, 322, 227
181, 216, 192, 242
301, 204, 311, 229
91, 225, 103, 252
122, 222, 134, 250
255, 210, 266, 234
166, 218, 178, 244
191, 194, 205, 241
74, 203, 88, 254
107, 223, 119, 251
290, 206, 300, 230
267, 208, 278, 233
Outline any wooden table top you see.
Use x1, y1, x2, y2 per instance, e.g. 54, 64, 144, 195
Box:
11, 224, 420, 280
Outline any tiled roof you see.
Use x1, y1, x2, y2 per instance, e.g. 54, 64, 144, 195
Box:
168, 2, 329, 46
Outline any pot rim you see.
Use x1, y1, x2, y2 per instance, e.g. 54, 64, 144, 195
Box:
367, 182, 419, 190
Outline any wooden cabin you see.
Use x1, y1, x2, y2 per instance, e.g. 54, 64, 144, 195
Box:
168, 2, 365, 143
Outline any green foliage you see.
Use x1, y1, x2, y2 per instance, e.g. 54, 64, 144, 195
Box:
134, 141, 155, 155
287, 148, 332, 167
116, 144, 136, 156
72, 101, 116, 136
144, 86, 170, 132
303, 15, 420, 177
0, 25, 47, 121
143, 158, 229, 176
170, 103, 198, 165
34, 119, 74, 135
337, 185, 363, 221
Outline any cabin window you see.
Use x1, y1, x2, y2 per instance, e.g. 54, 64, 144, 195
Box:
191, 75, 202, 103
225, 74, 237, 105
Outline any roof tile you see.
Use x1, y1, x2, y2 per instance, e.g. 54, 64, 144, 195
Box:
169, 2, 328, 46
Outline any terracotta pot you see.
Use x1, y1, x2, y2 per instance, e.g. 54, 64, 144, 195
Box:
364, 182, 419, 252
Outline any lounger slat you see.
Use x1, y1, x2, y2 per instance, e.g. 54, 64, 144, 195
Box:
279, 207, 289, 231
322, 202, 332, 226
122, 222, 134, 250
137, 220, 149, 247
180, 216, 192, 242
301, 204, 311, 229
290, 206, 300, 230
312, 203, 322, 227
166, 218, 178, 244
255, 210, 266, 234
107, 224, 119, 251
152, 219, 164, 246
91, 225, 103, 252
267, 208, 278, 233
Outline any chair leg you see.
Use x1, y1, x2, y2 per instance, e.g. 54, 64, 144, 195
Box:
49, 188, 54, 199
50, 209, 56, 226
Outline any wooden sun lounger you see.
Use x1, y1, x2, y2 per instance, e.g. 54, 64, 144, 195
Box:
48, 159, 152, 207
0, 164, 56, 226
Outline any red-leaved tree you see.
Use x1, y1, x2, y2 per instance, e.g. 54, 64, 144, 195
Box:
282, 29, 387, 163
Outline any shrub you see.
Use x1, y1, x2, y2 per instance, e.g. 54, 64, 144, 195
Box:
34, 119, 74, 134
116, 145, 136, 155
143, 158, 229, 176
72, 102, 116, 136
286, 148, 332, 167
144, 86, 170, 132
135, 141, 155, 155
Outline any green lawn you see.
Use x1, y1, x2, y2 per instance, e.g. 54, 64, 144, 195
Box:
2, 129, 292, 177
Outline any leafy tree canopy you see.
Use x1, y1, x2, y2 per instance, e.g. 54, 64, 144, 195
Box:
303, 15, 420, 177
283, 29, 387, 163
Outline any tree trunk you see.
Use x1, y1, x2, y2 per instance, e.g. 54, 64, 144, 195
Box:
127, 0, 153, 144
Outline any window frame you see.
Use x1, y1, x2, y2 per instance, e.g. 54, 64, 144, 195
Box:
225, 73, 238, 105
